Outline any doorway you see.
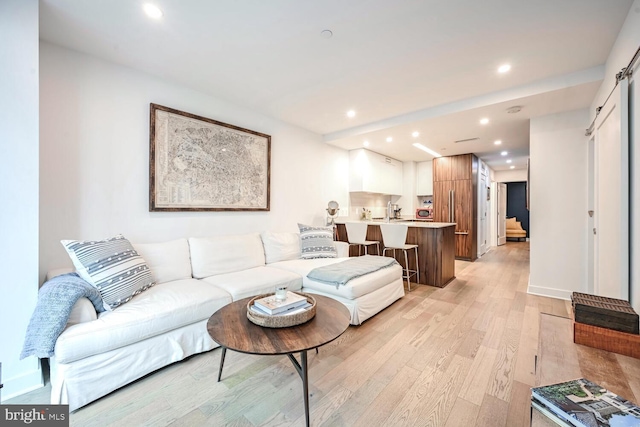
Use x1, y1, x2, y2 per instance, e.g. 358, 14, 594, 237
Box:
506, 182, 529, 240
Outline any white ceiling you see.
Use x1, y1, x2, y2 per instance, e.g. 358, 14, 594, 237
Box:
39, 0, 633, 170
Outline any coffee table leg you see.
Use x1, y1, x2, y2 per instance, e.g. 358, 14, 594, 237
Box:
301, 351, 309, 427
217, 347, 227, 382
286, 351, 310, 427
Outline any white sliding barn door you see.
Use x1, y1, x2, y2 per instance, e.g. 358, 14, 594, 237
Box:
497, 183, 507, 246
593, 81, 629, 300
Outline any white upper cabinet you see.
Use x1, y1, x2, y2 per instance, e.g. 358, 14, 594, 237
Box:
349, 149, 403, 195
416, 160, 433, 195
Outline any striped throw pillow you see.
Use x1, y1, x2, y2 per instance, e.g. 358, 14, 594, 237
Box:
61, 235, 155, 310
298, 223, 337, 259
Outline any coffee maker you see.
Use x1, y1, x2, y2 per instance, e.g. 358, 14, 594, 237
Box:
391, 204, 402, 219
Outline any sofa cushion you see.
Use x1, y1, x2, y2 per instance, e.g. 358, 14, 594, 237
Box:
201, 266, 302, 301
61, 235, 155, 311
189, 234, 265, 279
133, 238, 192, 284
54, 278, 232, 363
270, 258, 402, 300
261, 231, 301, 264
298, 223, 337, 259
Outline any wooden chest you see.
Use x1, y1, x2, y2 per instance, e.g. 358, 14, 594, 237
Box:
572, 292, 639, 334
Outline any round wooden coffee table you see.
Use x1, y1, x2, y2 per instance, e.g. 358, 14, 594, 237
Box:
207, 294, 350, 427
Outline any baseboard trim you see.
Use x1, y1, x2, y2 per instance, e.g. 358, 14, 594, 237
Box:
0, 365, 44, 402
527, 285, 572, 301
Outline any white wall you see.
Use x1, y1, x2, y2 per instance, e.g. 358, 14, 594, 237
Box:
590, 0, 640, 120
589, 0, 640, 312
0, 0, 43, 400
529, 109, 589, 300
39, 42, 349, 280
595, 0, 640, 314
493, 169, 527, 183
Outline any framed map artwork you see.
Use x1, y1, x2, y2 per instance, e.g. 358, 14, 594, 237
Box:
149, 104, 271, 211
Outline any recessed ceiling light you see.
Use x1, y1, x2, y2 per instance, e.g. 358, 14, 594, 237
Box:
501, 151, 508, 156
480, 118, 489, 125
506, 159, 512, 164
347, 110, 356, 118
494, 140, 502, 145
510, 165, 515, 169
412, 143, 441, 158
412, 131, 420, 138
498, 64, 511, 73
363, 140, 370, 147
320, 29, 333, 39
386, 137, 393, 142
143, 3, 163, 19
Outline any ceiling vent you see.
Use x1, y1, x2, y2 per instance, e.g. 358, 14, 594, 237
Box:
506, 105, 523, 114
454, 137, 479, 143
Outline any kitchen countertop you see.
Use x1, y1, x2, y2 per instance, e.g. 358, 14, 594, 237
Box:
334, 218, 455, 228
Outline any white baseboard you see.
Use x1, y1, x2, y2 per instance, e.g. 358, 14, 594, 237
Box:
0, 364, 44, 402
527, 285, 572, 301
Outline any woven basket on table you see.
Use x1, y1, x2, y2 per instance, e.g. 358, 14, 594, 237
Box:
247, 292, 316, 328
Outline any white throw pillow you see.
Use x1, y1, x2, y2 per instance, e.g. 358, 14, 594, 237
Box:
260, 231, 301, 264
61, 235, 155, 310
133, 238, 192, 284
298, 223, 337, 259
189, 233, 266, 279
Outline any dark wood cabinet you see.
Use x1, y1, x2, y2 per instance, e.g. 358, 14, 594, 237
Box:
433, 154, 478, 261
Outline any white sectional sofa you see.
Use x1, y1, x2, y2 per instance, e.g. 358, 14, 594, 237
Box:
48, 231, 404, 411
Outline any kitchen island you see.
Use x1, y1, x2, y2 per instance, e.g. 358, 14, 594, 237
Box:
334, 219, 456, 288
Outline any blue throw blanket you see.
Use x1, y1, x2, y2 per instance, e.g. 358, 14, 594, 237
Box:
307, 255, 399, 287
21, 273, 105, 359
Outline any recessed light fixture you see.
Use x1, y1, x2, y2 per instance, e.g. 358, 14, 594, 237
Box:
412, 143, 441, 158
506, 159, 512, 164
494, 140, 502, 145
412, 131, 420, 138
498, 64, 511, 73
480, 118, 489, 125
320, 29, 333, 39
347, 110, 356, 118
510, 165, 515, 169
501, 151, 508, 156
143, 3, 163, 19
386, 137, 393, 142
363, 140, 370, 147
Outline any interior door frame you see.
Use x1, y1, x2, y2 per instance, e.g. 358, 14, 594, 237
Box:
587, 136, 595, 295
497, 183, 507, 246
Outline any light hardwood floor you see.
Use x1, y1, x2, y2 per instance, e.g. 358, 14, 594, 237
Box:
9, 241, 572, 426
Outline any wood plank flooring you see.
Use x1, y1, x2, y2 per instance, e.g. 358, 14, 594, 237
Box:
9, 241, 575, 426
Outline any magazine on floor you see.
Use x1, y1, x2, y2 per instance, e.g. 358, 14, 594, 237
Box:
531, 378, 640, 427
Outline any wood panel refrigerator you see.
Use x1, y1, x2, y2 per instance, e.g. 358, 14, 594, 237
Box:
433, 153, 478, 261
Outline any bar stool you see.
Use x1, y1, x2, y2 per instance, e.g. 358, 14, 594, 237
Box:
345, 222, 380, 256
379, 223, 419, 291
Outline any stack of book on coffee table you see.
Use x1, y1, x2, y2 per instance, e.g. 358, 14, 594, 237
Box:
251, 292, 311, 316
531, 378, 640, 426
